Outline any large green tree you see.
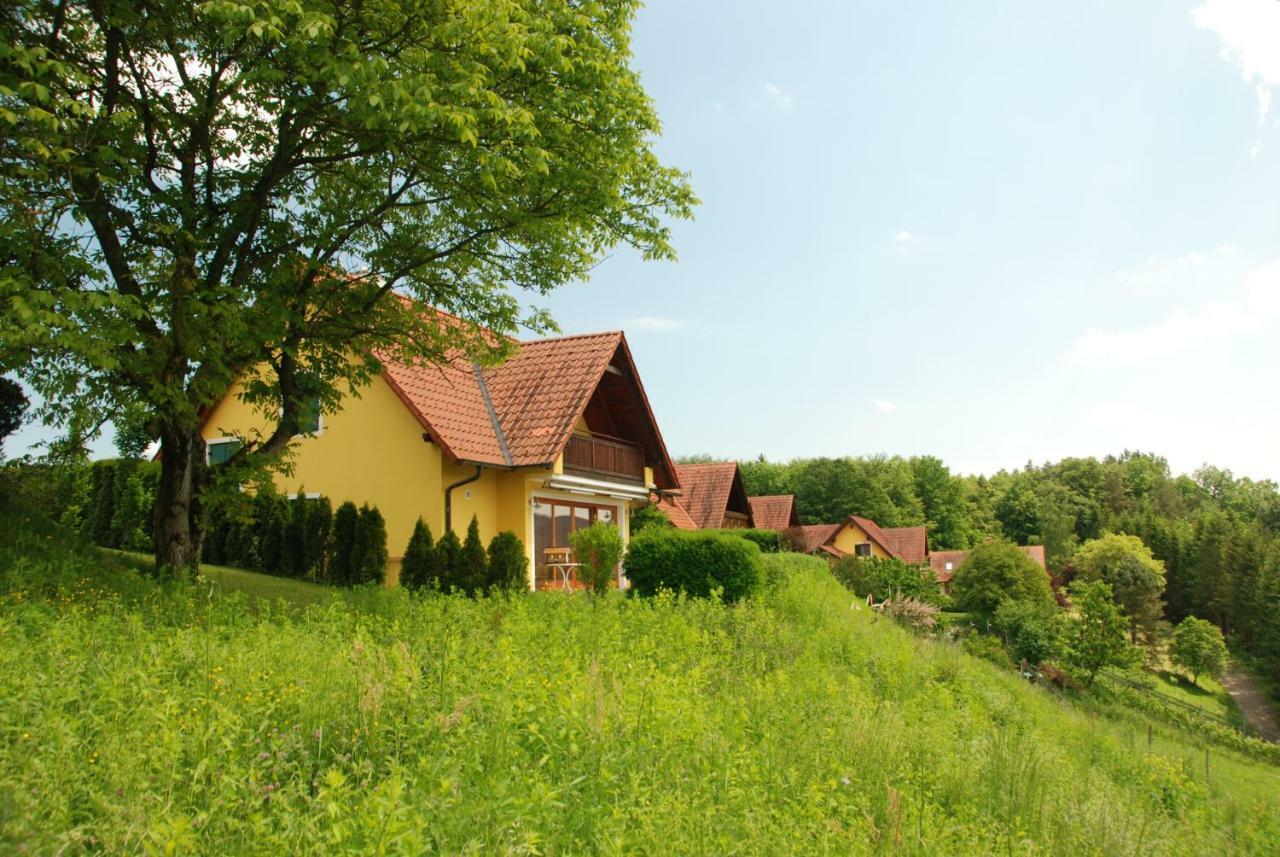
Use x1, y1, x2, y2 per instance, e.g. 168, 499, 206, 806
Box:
950, 539, 1055, 621
1073, 533, 1166, 645
0, 0, 694, 569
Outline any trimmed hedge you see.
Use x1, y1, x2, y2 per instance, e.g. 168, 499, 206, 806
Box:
702, 528, 784, 553
624, 529, 764, 603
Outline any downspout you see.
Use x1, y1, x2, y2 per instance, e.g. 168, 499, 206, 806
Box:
444, 464, 484, 534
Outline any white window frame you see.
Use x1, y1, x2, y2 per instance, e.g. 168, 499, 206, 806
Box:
206, 437, 243, 466
280, 399, 324, 438
854, 542, 873, 558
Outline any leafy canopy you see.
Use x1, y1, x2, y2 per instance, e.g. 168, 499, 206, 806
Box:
950, 540, 1054, 620
1170, 616, 1229, 686
1073, 533, 1166, 643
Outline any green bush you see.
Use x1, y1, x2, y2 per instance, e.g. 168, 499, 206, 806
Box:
831, 555, 942, 605
351, 504, 388, 585
400, 518, 438, 591
1170, 616, 1229, 686
629, 502, 674, 536
703, 528, 783, 553
623, 529, 764, 603
486, 531, 528, 592
435, 530, 462, 593
992, 600, 1060, 666
962, 633, 1014, 670
303, 497, 332, 579
569, 521, 625, 594
457, 516, 488, 595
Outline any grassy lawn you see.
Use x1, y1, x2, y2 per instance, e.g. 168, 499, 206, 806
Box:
1146, 669, 1241, 723
4, 520, 1279, 853
107, 549, 345, 610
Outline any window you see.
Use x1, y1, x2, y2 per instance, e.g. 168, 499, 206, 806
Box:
944, 562, 953, 571
297, 397, 322, 435
854, 542, 872, 558
207, 438, 242, 466
532, 497, 618, 589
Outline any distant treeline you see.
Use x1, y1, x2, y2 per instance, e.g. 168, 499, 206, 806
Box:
713, 451, 1280, 683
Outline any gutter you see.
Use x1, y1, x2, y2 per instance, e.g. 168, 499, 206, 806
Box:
444, 464, 485, 533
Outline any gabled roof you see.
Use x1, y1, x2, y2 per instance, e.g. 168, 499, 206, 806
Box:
748, 495, 800, 530
380, 326, 677, 487
796, 523, 843, 554
838, 516, 905, 561
881, 526, 927, 564
674, 462, 754, 529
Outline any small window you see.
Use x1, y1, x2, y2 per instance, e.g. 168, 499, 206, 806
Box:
207, 438, 242, 466
944, 562, 953, 571
298, 398, 322, 435
854, 543, 872, 558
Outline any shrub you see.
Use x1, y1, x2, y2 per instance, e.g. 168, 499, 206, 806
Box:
255, 491, 288, 575
951, 540, 1054, 621
963, 633, 1014, 670
569, 521, 625, 594
1060, 580, 1137, 687
487, 531, 528, 592
992, 600, 1060, 666
623, 529, 764, 603
435, 530, 462, 593
330, 501, 359, 585
1170, 616, 1228, 686
629, 502, 674, 536
832, 555, 941, 605
881, 595, 938, 634
704, 528, 783, 553
352, 504, 388, 585
456, 516, 488, 595
280, 493, 309, 577
303, 496, 332, 580
400, 518, 438, 591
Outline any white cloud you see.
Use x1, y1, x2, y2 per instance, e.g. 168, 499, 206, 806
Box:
625, 316, 687, 332
1192, 0, 1280, 122
895, 229, 912, 243
762, 81, 793, 110
1113, 244, 1236, 288
1072, 256, 1280, 362
1250, 139, 1262, 158
873, 399, 898, 413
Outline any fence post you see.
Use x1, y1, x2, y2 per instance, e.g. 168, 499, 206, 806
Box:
1205, 746, 1210, 784
1147, 723, 1152, 749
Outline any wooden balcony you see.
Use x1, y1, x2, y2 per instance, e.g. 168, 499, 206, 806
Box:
563, 433, 645, 483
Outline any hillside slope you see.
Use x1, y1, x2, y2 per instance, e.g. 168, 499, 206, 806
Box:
1, 517, 1278, 854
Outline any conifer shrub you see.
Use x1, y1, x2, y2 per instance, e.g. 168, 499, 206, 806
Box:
303, 497, 332, 580
400, 518, 439, 591
458, 516, 488, 595
487, 531, 528, 592
623, 529, 764, 603
352, 504, 388, 585
435, 530, 462, 593
280, 493, 309, 578
569, 521, 624, 594
255, 492, 288, 575
331, 501, 360, 585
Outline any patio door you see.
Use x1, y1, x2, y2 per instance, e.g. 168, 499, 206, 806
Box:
532, 498, 617, 589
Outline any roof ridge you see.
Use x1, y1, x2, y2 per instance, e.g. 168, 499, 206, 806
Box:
516, 330, 623, 345
472, 363, 513, 466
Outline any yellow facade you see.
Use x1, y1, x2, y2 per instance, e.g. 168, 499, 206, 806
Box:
201, 375, 648, 588
831, 520, 893, 559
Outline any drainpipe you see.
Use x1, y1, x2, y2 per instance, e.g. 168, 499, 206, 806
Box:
444, 464, 484, 533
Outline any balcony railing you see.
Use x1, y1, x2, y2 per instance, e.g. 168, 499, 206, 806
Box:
563, 433, 645, 483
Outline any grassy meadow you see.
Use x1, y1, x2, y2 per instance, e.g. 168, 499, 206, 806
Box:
2, 513, 1279, 854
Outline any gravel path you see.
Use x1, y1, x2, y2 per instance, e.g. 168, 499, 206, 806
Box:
1221, 666, 1280, 743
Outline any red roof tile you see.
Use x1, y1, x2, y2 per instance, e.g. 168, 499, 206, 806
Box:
748, 495, 799, 530
655, 496, 699, 530
845, 516, 905, 561
927, 544, 1048, 584
797, 523, 843, 554
881, 526, 928, 564
674, 463, 753, 530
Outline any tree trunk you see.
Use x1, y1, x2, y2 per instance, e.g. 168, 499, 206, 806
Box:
154, 421, 206, 572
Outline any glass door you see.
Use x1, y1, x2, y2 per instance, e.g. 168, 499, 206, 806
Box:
532, 498, 618, 590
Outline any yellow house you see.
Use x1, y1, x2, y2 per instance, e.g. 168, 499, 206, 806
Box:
200, 329, 680, 589
795, 516, 928, 564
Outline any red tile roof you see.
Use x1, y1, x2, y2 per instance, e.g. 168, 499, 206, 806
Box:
748, 495, 799, 530
846, 516, 905, 561
796, 523, 843, 554
380, 326, 676, 487
881, 526, 928, 564
655, 496, 699, 530
674, 463, 752, 530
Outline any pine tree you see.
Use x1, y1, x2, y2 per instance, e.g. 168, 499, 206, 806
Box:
304, 497, 332, 581
459, 516, 488, 595
400, 518, 438, 590
353, 504, 388, 585
331, 501, 360, 585
280, 494, 308, 578
255, 492, 288, 575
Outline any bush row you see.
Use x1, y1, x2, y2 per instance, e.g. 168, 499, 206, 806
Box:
624, 529, 765, 603
401, 515, 527, 595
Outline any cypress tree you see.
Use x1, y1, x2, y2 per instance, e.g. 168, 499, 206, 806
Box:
331, 501, 359, 584
487, 531, 529, 592
459, 515, 488, 595
256, 493, 288, 576
353, 504, 388, 585
305, 496, 333, 581
280, 494, 308, 577
400, 518, 438, 590
436, 530, 462, 594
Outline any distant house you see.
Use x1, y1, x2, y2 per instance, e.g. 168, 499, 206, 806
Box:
928, 544, 1047, 592
657, 462, 755, 530
747, 495, 800, 531
797, 515, 927, 563
200, 311, 680, 590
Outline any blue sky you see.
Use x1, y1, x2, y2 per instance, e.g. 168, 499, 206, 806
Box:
8, 0, 1280, 481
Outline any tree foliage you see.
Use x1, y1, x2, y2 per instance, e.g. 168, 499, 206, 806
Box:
950, 540, 1054, 621
1073, 533, 1166, 644
568, 521, 624, 595
0, 0, 695, 569
486, 531, 528, 593
1060, 581, 1136, 687
399, 518, 438, 592
1170, 616, 1228, 686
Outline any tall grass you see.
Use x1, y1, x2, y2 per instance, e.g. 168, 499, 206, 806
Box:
1, 515, 1278, 854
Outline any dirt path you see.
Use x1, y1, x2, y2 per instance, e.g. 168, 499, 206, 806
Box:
1221, 666, 1280, 743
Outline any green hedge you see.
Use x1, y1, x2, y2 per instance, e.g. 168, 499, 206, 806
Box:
702, 528, 784, 553
624, 529, 764, 603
